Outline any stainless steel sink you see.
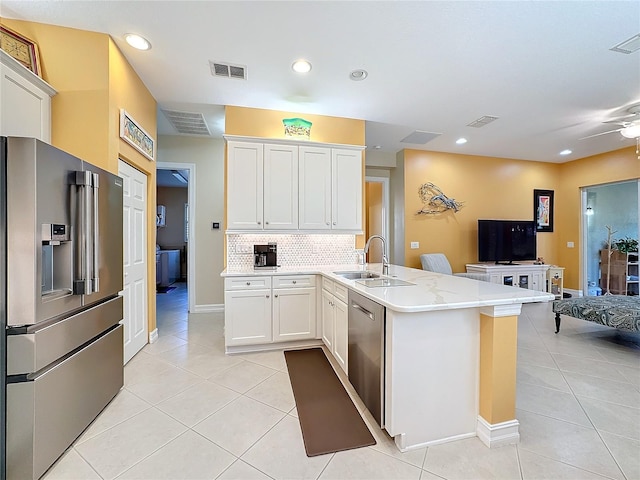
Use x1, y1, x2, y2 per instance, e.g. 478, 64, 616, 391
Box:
355, 278, 415, 287
333, 270, 380, 280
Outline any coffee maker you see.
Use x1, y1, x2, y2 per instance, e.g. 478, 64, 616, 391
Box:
254, 242, 277, 269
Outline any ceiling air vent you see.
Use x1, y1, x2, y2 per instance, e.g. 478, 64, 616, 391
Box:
162, 110, 211, 136
400, 130, 441, 144
210, 61, 247, 80
467, 115, 499, 128
610, 33, 640, 54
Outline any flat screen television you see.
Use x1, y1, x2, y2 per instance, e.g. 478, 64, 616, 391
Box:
478, 220, 537, 264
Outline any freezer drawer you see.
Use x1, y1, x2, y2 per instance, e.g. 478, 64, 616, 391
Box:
7, 295, 123, 375
7, 324, 124, 480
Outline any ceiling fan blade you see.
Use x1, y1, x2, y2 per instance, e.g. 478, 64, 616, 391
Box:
580, 127, 622, 140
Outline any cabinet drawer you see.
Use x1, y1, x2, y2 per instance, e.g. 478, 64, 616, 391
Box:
225, 276, 272, 291
322, 277, 335, 293
334, 283, 349, 303
272, 275, 316, 288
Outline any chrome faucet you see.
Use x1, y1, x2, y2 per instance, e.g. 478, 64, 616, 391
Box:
364, 234, 389, 275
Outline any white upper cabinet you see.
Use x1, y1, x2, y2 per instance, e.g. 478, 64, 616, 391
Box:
263, 143, 298, 230
332, 148, 363, 230
299, 146, 332, 230
227, 141, 264, 230
0, 50, 56, 142
225, 136, 363, 233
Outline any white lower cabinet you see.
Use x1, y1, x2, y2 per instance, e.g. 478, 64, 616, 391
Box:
224, 275, 316, 348
321, 278, 348, 373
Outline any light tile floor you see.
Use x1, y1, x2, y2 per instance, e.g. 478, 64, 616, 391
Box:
44, 284, 640, 479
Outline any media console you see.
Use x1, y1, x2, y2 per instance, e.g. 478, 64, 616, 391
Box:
466, 263, 550, 292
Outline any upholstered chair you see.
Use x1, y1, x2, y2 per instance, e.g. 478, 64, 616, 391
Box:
420, 253, 491, 282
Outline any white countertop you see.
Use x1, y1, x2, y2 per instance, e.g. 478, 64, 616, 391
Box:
221, 263, 555, 313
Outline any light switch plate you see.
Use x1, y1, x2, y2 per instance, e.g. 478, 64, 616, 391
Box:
410, 242, 420, 249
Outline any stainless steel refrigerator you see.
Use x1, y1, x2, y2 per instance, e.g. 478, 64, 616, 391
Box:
2, 137, 124, 480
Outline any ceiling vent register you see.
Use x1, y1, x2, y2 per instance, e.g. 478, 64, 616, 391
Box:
467, 115, 499, 128
162, 110, 211, 136
210, 61, 247, 80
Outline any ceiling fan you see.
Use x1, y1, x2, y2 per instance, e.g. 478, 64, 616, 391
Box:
581, 105, 640, 140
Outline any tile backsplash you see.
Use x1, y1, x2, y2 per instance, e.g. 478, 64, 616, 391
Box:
227, 234, 359, 269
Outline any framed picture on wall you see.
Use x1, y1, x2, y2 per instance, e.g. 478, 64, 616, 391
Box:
534, 189, 554, 232
119, 109, 155, 161
1, 25, 42, 77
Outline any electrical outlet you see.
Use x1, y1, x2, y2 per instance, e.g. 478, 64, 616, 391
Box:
236, 244, 252, 254
567, 241, 575, 248
410, 241, 420, 249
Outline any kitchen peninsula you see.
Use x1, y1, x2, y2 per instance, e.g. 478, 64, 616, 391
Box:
221, 263, 554, 452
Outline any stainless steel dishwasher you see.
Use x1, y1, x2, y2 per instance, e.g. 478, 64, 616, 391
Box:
348, 290, 385, 427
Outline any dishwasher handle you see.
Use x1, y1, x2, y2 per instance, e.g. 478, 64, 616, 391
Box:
352, 303, 374, 320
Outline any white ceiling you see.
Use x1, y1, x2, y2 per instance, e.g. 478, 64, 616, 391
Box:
2, 1, 639, 163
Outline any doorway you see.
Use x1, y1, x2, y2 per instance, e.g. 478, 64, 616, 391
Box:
582, 180, 639, 296
365, 176, 390, 263
156, 162, 196, 313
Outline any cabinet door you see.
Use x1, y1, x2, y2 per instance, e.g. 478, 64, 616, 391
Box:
332, 148, 362, 230
516, 273, 532, 289
273, 287, 316, 342
333, 298, 348, 374
321, 289, 335, 350
227, 141, 264, 230
224, 289, 272, 346
299, 146, 332, 230
0, 53, 54, 142
264, 144, 298, 230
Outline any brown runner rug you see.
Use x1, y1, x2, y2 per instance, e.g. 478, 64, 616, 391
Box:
284, 347, 376, 456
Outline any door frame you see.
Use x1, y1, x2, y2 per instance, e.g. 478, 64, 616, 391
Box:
365, 175, 390, 252
156, 161, 196, 312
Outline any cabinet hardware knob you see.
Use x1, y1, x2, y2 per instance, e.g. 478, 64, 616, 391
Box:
266, 295, 270, 298
293, 280, 297, 284
326, 222, 330, 225
265, 221, 269, 225
246, 282, 251, 285
333, 222, 336, 225
257, 221, 261, 225
275, 294, 279, 298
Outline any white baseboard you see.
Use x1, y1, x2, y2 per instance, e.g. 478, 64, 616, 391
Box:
394, 431, 477, 452
476, 416, 520, 448
149, 328, 159, 344
225, 339, 323, 355
191, 304, 225, 313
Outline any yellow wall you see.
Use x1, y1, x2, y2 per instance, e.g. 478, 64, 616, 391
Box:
556, 146, 639, 290
403, 149, 560, 272
1, 19, 110, 165
225, 106, 365, 146
2, 19, 158, 333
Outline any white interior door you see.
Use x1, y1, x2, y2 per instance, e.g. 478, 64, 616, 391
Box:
119, 160, 148, 364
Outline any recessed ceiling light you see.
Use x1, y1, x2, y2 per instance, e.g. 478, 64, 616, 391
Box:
455, 138, 468, 145
349, 69, 368, 81
560, 149, 572, 155
124, 33, 151, 51
292, 60, 312, 73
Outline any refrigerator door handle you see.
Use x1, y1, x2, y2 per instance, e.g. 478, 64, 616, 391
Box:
91, 172, 100, 293
73, 171, 93, 295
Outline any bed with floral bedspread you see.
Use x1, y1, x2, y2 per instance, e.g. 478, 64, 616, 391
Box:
552, 296, 640, 333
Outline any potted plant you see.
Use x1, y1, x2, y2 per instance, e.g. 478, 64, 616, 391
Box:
613, 236, 638, 253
